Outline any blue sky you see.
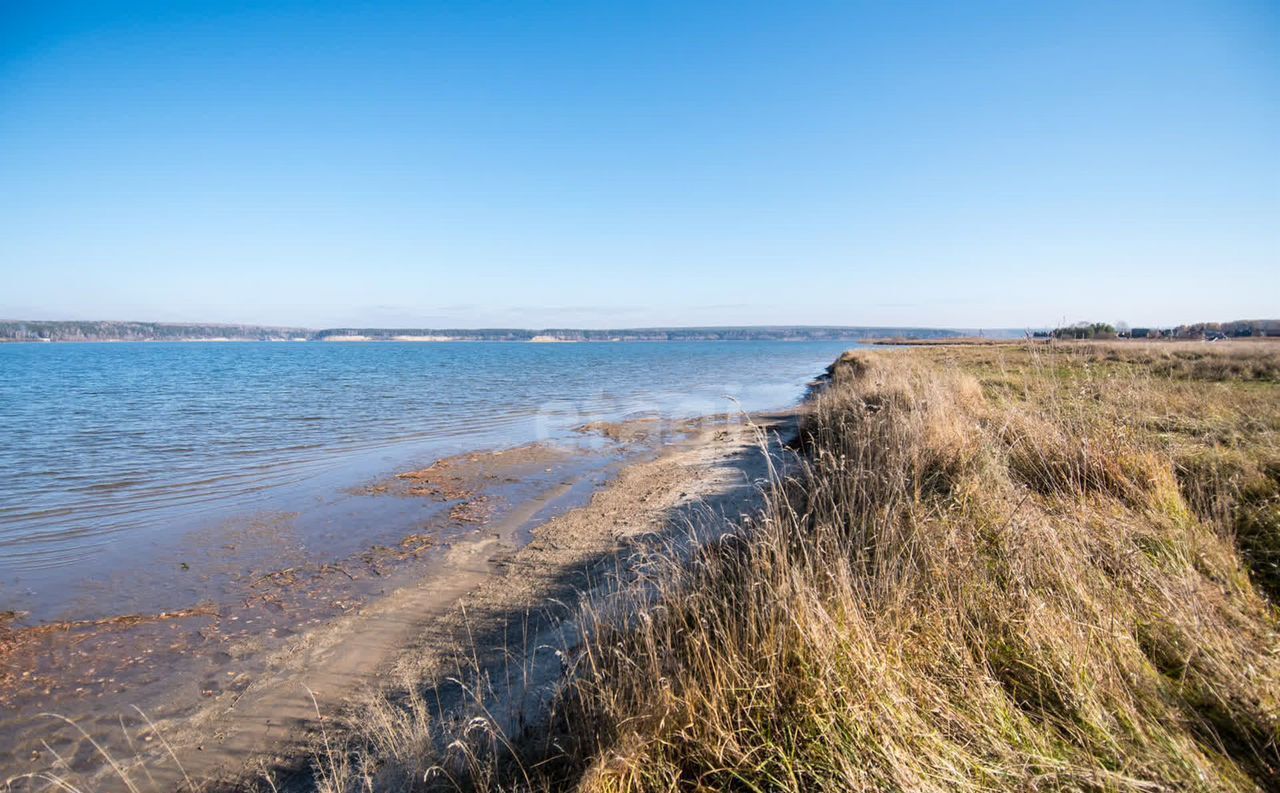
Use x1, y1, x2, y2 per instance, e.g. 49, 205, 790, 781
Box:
1, 1, 1276, 329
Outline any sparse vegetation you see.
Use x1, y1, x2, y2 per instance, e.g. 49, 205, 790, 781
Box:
316, 341, 1280, 792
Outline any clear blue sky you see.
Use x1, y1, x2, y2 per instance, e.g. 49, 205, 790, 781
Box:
2, 1, 1276, 329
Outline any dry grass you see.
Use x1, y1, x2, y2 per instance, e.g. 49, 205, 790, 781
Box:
325, 341, 1280, 792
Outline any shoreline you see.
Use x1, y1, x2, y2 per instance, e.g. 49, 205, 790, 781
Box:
1, 429, 647, 780
2, 410, 796, 789
1, 340, 860, 627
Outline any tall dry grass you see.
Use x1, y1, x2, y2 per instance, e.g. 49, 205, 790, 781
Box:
326, 343, 1280, 792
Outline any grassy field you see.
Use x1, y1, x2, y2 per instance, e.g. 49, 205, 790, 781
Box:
328, 341, 1280, 792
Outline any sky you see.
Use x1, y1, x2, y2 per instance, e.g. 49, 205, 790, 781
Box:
1, 1, 1276, 330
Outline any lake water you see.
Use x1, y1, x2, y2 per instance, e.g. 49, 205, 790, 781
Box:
0, 340, 855, 620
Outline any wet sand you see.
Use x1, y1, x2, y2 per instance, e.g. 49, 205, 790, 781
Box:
2, 412, 792, 790
1, 431, 643, 784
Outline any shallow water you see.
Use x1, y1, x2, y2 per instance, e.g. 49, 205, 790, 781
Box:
0, 340, 855, 620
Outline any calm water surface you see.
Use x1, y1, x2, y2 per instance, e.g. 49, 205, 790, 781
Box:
0, 341, 854, 617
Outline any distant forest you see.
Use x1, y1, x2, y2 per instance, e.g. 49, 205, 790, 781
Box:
0, 321, 973, 343
309, 326, 977, 342
1044, 319, 1280, 340
0, 321, 309, 342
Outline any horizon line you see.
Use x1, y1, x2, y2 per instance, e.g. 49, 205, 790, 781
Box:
1, 317, 1040, 331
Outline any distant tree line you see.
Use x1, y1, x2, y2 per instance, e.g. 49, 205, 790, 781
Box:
6, 319, 1276, 344
0, 321, 969, 343
0, 321, 306, 342
547, 326, 968, 342
312, 326, 969, 342
1044, 319, 1280, 341
1050, 322, 1117, 340
1166, 320, 1280, 339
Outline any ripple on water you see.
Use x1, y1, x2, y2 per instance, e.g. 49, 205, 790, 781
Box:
0, 340, 858, 610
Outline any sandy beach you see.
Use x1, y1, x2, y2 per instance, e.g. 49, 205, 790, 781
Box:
3, 410, 796, 790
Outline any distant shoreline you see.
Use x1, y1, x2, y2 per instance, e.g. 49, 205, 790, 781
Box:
0, 320, 1002, 344
0, 336, 949, 344
0, 337, 877, 344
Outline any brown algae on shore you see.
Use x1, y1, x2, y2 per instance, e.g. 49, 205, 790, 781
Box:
575, 417, 662, 444
0, 604, 221, 705
0, 429, 661, 784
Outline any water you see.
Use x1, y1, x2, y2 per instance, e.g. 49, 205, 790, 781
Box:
0, 340, 854, 618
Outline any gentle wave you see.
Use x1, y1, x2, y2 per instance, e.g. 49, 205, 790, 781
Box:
0, 340, 855, 576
